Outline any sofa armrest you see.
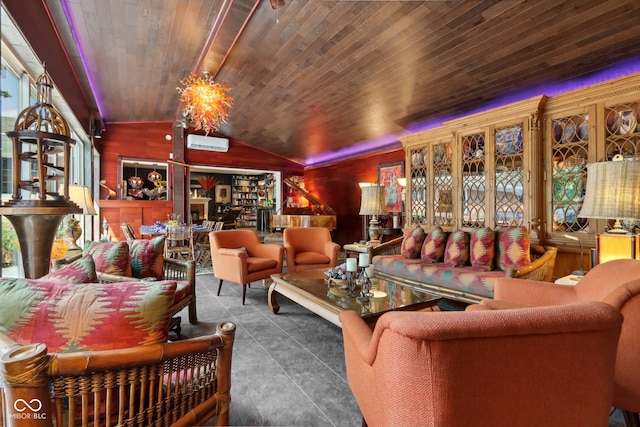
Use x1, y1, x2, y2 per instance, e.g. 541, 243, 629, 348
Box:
371, 236, 404, 257
50, 253, 83, 271
512, 245, 558, 282
339, 310, 377, 366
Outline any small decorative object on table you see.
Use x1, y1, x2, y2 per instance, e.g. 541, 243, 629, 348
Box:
346, 258, 358, 297
357, 253, 373, 302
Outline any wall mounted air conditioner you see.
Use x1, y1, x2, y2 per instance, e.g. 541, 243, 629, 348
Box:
186, 134, 229, 152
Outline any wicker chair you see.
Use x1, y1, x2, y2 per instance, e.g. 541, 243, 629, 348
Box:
0, 322, 235, 426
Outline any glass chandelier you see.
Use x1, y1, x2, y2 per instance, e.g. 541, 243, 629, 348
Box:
177, 72, 233, 135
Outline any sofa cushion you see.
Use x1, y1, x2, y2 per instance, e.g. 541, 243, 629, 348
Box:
496, 226, 531, 270
41, 253, 98, 283
247, 257, 278, 273
295, 252, 330, 265
421, 227, 447, 262
401, 226, 426, 259
470, 227, 495, 271
373, 254, 502, 299
129, 236, 165, 279
444, 230, 470, 267
84, 240, 132, 276
0, 278, 176, 352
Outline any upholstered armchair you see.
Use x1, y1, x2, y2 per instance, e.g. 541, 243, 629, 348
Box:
470, 259, 640, 426
283, 227, 340, 272
209, 229, 285, 304
340, 302, 622, 427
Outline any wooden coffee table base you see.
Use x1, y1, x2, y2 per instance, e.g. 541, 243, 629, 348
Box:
269, 270, 440, 328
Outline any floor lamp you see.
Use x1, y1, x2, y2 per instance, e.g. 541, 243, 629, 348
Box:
359, 185, 387, 241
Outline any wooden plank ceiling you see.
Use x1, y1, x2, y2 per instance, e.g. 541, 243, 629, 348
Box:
10, 0, 640, 165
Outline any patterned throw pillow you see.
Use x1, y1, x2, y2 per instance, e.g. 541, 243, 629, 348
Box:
444, 230, 470, 267
470, 227, 495, 271
0, 278, 176, 352
401, 226, 427, 259
41, 253, 97, 283
420, 227, 448, 262
84, 240, 132, 276
129, 236, 165, 279
495, 226, 531, 271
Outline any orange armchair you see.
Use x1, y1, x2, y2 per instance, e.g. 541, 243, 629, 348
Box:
471, 258, 640, 425
209, 229, 285, 304
283, 227, 340, 272
340, 302, 622, 427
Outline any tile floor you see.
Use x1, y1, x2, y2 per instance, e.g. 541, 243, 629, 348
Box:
174, 273, 628, 427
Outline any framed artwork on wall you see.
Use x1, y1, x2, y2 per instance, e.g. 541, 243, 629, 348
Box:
378, 161, 404, 213
215, 185, 231, 204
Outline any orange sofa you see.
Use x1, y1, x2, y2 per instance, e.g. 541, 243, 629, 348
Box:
340, 302, 622, 427
471, 258, 640, 425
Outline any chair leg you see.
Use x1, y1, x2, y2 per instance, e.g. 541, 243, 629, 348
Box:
242, 284, 247, 305
217, 279, 223, 296
188, 298, 198, 324
623, 410, 640, 427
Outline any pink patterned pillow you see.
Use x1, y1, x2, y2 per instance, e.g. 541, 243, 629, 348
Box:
470, 227, 495, 271
0, 278, 176, 352
41, 254, 97, 283
84, 240, 132, 276
444, 230, 470, 267
496, 226, 531, 270
420, 227, 447, 262
401, 226, 427, 259
129, 236, 165, 279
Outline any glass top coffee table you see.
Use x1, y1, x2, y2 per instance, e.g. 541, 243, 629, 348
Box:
269, 269, 440, 327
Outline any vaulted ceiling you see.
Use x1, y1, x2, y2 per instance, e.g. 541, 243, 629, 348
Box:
4, 0, 640, 166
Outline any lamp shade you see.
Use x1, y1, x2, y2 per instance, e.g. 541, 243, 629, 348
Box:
359, 185, 387, 216
578, 160, 640, 221
68, 185, 97, 215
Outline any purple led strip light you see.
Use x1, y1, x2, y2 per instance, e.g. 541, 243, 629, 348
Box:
307, 56, 640, 166
60, 0, 106, 119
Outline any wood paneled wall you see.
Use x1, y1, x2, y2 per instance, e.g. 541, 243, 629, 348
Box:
305, 149, 405, 247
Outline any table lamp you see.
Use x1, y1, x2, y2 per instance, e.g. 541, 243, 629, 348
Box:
359, 185, 387, 241
578, 159, 640, 234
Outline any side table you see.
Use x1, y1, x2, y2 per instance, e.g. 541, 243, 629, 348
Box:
343, 241, 380, 260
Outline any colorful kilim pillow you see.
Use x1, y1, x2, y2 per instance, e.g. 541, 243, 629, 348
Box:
444, 230, 470, 267
41, 253, 97, 283
401, 226, 427, 259
420, 227, 448, 262
84, 240, 132, 276
0, 278, 176, 353
495, 226, 531, 271
470, 227, 495, 271
129, 236, 165, 279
